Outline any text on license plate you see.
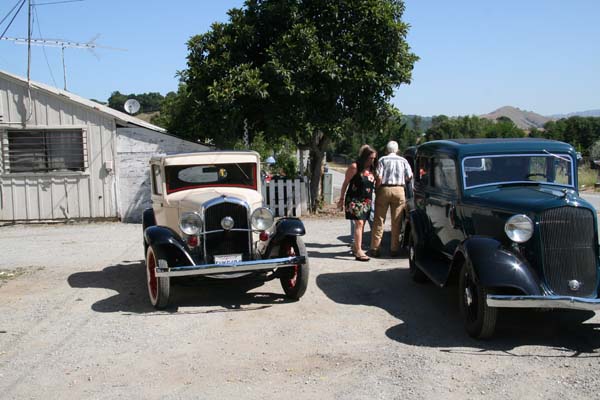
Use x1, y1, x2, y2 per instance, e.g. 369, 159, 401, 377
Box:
214, 254, 243, 264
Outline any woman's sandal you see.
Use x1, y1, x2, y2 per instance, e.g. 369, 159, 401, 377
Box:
355, 253, 370, 262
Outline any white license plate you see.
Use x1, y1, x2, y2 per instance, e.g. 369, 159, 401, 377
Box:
214, 254, 243, 264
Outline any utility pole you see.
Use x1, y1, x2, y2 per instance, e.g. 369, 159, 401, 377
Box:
27, 0, 31, 83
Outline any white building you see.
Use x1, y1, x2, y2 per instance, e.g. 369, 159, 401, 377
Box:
0, 70, 208, 223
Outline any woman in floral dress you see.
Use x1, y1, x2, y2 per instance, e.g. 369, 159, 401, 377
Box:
337, 145, 377, 261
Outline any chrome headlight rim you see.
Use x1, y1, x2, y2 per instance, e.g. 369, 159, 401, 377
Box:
251, 207, 274, 231
179, 211, 203, 235
504, 214, 534, 243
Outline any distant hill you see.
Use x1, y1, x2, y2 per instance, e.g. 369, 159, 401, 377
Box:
549, 109, 600, 119
480, 106, 551, 130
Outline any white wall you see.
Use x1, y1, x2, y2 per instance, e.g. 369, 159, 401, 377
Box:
116, 127, 208, 222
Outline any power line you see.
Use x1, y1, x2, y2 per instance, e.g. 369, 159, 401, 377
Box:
0, 0, 26, 40
0, 0, 24, 27
33, 4, 58, 87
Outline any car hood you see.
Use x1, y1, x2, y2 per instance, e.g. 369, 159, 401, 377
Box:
166, 187, 263, 211
464, 185, 593, 214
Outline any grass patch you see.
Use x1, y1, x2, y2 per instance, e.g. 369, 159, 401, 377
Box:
0, 268, 26, 285
578, 165, 597, 191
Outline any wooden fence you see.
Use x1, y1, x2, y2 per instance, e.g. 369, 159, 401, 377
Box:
261, 177, 309, 217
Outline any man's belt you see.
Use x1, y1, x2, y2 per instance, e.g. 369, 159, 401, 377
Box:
380, 184, 404, 187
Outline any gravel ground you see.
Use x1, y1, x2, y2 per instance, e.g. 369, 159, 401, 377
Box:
0, 218, 599, 400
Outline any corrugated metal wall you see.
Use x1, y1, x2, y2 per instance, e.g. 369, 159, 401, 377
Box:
0, 75, 117, 221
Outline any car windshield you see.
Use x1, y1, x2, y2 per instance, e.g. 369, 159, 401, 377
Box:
462, 153, 574, 189
165, 162, 257, 193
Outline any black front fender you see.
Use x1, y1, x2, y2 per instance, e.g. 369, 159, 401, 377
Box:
144, 226, 194, 267
458, 237, 543, 296
265, 218, 306, 257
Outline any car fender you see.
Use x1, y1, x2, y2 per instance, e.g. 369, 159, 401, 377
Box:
456, 236, 543, 295
144, 225, 194, 267
142, 208, 156, 230
265, 218, 306, 257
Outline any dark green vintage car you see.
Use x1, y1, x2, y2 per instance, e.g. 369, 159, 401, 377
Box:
407, 138, 600, 338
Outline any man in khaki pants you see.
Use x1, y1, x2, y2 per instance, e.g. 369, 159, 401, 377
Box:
369, 141, 413, 257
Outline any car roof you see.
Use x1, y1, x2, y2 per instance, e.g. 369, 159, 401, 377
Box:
416, 138, 576, 158
150, 151, 261, 166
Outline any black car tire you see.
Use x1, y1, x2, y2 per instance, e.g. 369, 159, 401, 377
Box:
408, 233, 428, 283
458, 261, 497, 339
279, 238, 309, 300
146, 246, 171, 309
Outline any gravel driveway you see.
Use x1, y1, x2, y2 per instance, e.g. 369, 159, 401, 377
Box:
0, 218, 599, 399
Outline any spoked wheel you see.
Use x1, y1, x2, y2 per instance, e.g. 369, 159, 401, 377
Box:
458, 261, 497, 339
145, 246, 171, 309
279, 238, 309, 300
408, 234, 428, 283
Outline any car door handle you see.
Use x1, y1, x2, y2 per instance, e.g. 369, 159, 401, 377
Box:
448, 204, 457, 228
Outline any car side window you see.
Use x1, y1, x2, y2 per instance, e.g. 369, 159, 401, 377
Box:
432, 157, 457, 193
152, 165, 163, 195
416, 156, 430, 186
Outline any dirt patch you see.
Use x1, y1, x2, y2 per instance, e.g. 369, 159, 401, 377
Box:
0, 221, 599, 399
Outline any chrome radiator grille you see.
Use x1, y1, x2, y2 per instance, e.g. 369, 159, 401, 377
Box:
204, 202, 250, 261
539, 207, 597, 297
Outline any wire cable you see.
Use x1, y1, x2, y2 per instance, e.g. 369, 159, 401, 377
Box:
33, 4, 58, 87
0, 0, 26, 39
0, 0, 24, 27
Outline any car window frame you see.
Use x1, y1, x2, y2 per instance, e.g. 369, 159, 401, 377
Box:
461, 153, 575, 190
431, 155, 458, 196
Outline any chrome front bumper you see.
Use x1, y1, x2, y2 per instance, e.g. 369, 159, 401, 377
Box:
487, 294, 600, 311
155, 256, 306, 278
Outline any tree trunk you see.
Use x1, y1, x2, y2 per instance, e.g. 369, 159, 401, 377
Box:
307, 132, 330, 212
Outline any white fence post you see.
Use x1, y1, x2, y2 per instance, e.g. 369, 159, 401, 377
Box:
261, 177, 308, 217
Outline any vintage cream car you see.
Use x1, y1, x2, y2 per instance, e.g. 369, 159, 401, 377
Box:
142, 151, 309, 309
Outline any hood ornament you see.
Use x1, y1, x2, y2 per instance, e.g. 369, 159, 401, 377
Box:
568, 280, 581, 292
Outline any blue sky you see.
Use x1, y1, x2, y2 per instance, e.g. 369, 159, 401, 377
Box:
1, 0, 598, 117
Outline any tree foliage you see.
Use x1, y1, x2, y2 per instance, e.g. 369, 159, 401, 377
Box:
161, 0, 418, 210
333, 106, 419, 161
533, 117, 600, 156
424, 115, 525, 141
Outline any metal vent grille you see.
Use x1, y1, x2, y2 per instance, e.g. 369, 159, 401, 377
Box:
204, 202, 250, 261
5, 129, 87, 173
539, 207, 597, 297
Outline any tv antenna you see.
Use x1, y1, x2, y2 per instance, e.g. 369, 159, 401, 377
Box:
0, 0, 126, 91
1, 35, 126, 90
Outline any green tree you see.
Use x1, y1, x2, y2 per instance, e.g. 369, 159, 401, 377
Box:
166, 0, 418, 210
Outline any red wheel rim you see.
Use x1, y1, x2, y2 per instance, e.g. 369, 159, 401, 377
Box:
147, 250, 158, 300
285, 244, 299, 288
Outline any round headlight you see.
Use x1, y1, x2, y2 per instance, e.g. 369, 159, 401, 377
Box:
179, 212, 202, 235
251, 207, 274, 231
504, 214, 533, 243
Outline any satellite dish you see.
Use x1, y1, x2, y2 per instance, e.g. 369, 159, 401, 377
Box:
123, 99, 140, 114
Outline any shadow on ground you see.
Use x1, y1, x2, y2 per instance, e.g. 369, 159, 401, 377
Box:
307, 230, 402, 260
68, 261, 291, 314
317, 267, 600, 356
